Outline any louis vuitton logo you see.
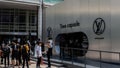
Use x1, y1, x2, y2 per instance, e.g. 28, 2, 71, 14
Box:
93, 18, 105, 35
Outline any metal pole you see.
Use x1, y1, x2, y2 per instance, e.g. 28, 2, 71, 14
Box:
71, 48, 73, 65
62, 48, 63, 63
100, 51, 102, 68
119, 53, 120, 67
84, 49, 86, 68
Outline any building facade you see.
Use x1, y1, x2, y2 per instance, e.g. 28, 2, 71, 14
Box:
0, 0, 42, 42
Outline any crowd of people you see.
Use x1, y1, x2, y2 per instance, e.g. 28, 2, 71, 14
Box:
0, 38, 53, 68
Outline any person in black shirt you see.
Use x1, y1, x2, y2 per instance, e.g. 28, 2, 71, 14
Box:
15, 42, 21, 68
46, 40, 53, 68
21, 43, 29, 68
17, 42, 22, 65
3, 43, 10, 67
11, 41, 18, 68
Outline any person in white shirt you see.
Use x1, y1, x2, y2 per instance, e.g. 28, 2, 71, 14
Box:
36, 41, 42, 68
46, 38, 53, 68
48, 39, 53, 48
34, 42, 37, 58
48, 39, 53, 57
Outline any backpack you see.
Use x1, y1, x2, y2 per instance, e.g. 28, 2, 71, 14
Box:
22, 46, 27, 55
3, 47, 10, 56
25, 44, 29, 53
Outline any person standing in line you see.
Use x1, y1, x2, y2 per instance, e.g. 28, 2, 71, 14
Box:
21, 42, 29, 68
46, 38, 53, 68
48, 38, 53, 57
0, 42, 5, 64
18, 42, 22, 65
36, 41, 42, 68
11, 41, 18, 68
34, 40, 37, 58
0, 43, 2, 63
3, 43, 10, 68
15, 42, 21, 68
27, 40, 31, 65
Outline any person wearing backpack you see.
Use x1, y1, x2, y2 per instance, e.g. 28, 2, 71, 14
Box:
21, 42, 29, 68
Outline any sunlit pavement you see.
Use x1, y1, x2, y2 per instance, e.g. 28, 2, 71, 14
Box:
0, 61, 57, 68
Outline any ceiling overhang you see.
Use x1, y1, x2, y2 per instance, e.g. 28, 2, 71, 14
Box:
0, 0, 39, 10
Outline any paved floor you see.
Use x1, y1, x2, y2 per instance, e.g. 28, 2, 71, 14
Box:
0, 61, 58, 68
